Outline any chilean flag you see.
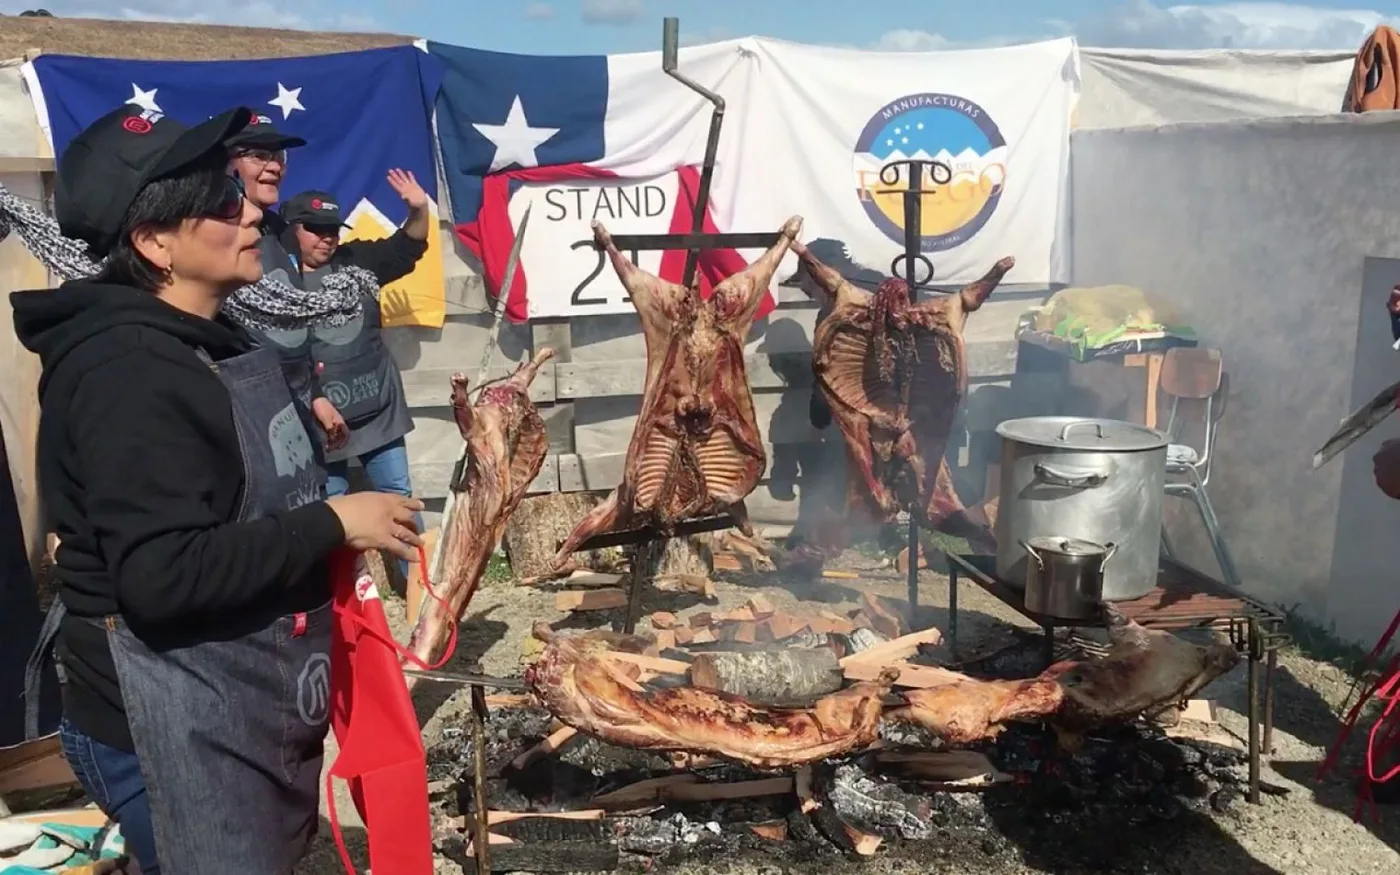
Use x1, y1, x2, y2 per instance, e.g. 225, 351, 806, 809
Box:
427, 41, 775, 323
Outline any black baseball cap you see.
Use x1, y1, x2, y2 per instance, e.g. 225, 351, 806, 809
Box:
55, 104, 253, 257
225, 113, 307, 151
281, 190, 350, 228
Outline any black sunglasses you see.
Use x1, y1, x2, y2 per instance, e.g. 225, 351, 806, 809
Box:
207, 175, 247, 221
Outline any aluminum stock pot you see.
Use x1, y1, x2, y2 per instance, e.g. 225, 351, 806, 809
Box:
994, 416, 1168, 601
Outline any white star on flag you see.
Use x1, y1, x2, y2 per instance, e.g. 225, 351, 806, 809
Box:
125, 84, 161, 114
268, 83, 305, 120
472, 95, 559, 173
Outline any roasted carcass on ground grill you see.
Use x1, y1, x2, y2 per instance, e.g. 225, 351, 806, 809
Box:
792, 240, 1014, 549
405, 349, 554, 667
886, 606, 1240, 745
547, 217, 804, 569
525, 624, 896, 768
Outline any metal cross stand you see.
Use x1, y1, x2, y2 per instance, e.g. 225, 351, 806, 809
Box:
876, 157, 954, 630
556, 17, 784, 635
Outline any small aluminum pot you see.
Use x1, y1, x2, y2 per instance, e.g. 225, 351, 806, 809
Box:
1020, 536, 1117, 620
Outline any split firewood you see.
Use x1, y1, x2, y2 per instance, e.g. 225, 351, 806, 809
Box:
712, 552, 744, 573
691, 627, 718, 644
761, 613, 811, 642
562, 570, 626, 589
795, 766, 819, 814
651, 629, 676, 652
653, 574, 715, 598
821, 570, 862, 581
649, 611, 678, 629
510, 725, 579, 771
555, 589, 627, 612
465, 809, 606, 830
844, 660, 966, 689
726, 621, 758, 645
605, 652, 690, 674
839, 627, 943, 668
895, 546, 929, 575
873, 750, 1010, 789
461, 816, 619, 874
860, 593, 905, 639
747, 821, 788, 841
746, 595, 775, 619
591, 774, 793, 810
688, 648, 844, 702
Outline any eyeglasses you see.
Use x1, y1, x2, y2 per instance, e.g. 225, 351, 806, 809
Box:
207, 175, 247, 221
232, 147, 286, 166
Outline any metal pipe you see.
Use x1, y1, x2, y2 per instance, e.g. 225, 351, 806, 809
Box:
906, 518, 920, 630
469, 681, 492, 874
661, 16, 726, 290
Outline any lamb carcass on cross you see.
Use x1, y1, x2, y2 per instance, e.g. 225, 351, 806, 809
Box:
405, 348, 554, 669
886, 605, 1240, 745
526, 623, 896, 768
547, 217, 803, 569
792, 240, 1013, 550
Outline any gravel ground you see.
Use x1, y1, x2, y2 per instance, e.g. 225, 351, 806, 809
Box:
298, 552, 1400, 875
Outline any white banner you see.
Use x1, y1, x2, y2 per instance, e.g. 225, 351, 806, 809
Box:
509, 172, 681, 318
727, 38, 1078, 287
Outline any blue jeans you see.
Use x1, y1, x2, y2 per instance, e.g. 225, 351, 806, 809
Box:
58, 718, 160, 875
325, 437, 423, 577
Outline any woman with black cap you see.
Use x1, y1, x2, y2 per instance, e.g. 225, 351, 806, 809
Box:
10, 105, 422, 873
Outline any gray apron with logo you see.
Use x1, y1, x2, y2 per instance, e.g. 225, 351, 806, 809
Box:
104, 344, 332, 874
302, 264, 413, 462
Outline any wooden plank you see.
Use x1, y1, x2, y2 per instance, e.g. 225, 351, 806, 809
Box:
555, 589, 627, 611
400, 363, 557, 409
554, 340, 1017, 399
409, 457, 560, 501
555, 352, 814, 398
533, 319, 575, 455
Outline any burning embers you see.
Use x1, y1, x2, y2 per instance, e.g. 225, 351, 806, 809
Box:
429, 694, 1258, 871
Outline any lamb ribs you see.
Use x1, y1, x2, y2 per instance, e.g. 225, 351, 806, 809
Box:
548, 217, 804, 569
405, 349, 555, 667
793, 241, 1014, 552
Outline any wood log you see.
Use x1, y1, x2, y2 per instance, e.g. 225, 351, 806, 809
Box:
860, 593, 905, 639
510, 726, 578, 771
843, 660, 965, 689
592, 775, 793, 810
873, 750, 1010, 789
555, 589, 627, 612
748, 821, 788, 841
505, 493, 626, 578
562, 570, 625, 588
633, 534, 712, 579
688, 648, 844, 702
839, 628, 943, 668
461, 816, 619, 873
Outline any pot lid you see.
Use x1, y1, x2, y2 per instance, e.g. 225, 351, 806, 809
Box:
1026, 536, 1112, 556
996, 416, 1168, 452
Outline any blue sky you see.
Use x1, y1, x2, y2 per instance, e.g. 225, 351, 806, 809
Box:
4, 0, 1400, 54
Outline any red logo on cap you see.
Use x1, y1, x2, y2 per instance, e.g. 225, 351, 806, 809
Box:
122, 117, 152, 134
310, 198, 322, 209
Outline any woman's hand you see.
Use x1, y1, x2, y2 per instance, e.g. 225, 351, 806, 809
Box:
311, 397, 348, 451
326, 492, 425, 562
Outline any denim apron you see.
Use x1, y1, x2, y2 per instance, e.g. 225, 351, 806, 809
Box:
30, 344, 332, 874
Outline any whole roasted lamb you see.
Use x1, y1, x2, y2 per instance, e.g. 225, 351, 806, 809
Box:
548, 217, 804, 569
790, 241, 1013, 556
405, 348, 554, 667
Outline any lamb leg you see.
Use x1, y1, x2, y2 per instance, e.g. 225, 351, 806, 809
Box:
594, 220, 675, 339
507, 347, 557, 390
450, 374, 474, 435
712, 215, 802, 328
548, 490, 625, 570
792, 238, 862, 309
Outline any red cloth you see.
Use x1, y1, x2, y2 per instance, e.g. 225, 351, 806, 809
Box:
325, 548, 457, 874
1319, 605, 1400, 821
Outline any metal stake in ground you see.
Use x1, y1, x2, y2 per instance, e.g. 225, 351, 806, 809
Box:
876, 157, 953, 629
427, 204, 533, 586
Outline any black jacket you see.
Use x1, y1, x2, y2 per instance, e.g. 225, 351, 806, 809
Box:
11, 280, 346, 751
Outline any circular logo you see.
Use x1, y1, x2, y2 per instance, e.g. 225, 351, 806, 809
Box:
121, 116, 153, 135
354, 573, 379, 603
323, 380, 351, 409
310, 198, 322, 209
296, 652, 331, 727
852, 93, 1007, 253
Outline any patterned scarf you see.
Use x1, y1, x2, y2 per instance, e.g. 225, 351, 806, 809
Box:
0, 182, 380, 332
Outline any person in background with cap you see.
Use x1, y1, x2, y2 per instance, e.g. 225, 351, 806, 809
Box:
227, 113, 349, 451
280, 171, 431, 576
11, 105, 423, 873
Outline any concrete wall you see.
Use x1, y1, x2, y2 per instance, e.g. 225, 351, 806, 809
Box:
1070, 112, 1400, 645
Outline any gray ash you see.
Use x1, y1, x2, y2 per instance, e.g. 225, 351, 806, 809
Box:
427, 709, 1267, 872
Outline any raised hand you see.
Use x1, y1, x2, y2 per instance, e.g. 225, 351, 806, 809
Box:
386, 168, 429, 211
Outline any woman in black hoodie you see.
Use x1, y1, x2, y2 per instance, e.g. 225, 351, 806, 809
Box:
11, 105, 423, 874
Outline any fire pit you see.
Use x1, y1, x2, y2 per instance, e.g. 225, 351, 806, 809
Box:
426, 704, 1264, 873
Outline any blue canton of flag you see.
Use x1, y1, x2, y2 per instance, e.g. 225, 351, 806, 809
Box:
25, 46, 450, 327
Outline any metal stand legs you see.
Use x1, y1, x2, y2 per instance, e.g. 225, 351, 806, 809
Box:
1166, 467, 1243, 592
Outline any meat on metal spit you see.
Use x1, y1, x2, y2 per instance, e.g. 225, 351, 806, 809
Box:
547, 217, 804, 569
791, 241, 1014, 553
525, 623, 896, 768
886, 605, 1240, 745
405, 348, 555, 667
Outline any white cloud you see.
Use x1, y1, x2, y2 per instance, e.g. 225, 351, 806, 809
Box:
0, 0, 379, 30
579, 0, 641, 26
874, 1, 1391, 52
523, 2, 553, 21
679, 25, 731, 47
